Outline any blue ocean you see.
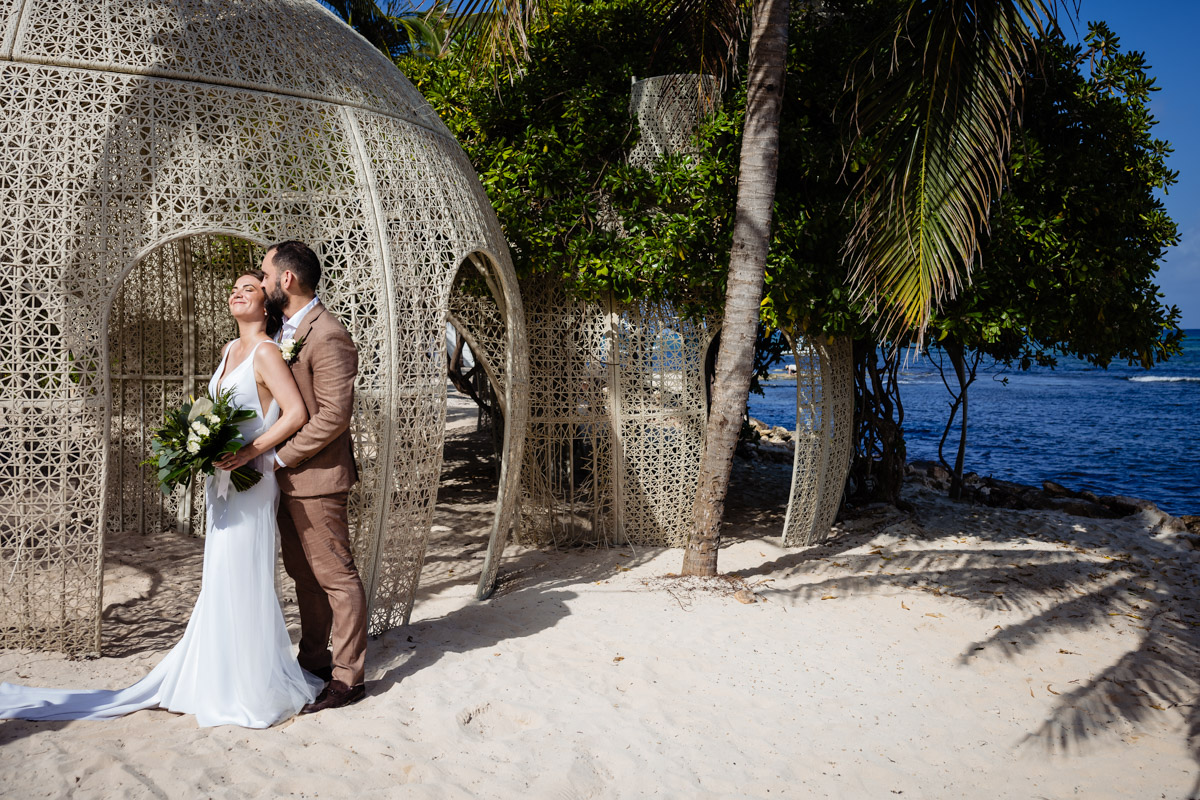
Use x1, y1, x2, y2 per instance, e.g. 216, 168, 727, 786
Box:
748, 330, 1199, 515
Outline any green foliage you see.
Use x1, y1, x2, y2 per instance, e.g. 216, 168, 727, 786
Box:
401, 0, 872, 335
403, 2, 1178, 373
401, 0, 739, 311
321, 1, 447, 58
930, 22, 1183, 370
761, 0, 894, 342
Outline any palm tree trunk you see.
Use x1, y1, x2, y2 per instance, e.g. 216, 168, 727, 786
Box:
681, 0, 789, 576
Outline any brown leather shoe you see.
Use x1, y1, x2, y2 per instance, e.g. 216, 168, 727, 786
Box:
301, 680, 365, 714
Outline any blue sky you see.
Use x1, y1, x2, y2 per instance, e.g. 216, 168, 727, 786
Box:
1077, 0, 1199, 328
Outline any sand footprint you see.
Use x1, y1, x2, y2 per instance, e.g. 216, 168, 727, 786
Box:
456, 701, 546, 740
532, 750, 615, 799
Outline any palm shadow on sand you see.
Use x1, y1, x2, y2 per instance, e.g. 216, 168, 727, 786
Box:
737, 482, 1200, 794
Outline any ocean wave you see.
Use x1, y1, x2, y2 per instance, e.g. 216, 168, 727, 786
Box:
1127, 376, 1200, 383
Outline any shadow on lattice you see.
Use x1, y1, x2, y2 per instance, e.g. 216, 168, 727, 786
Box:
423, 422, 662, 604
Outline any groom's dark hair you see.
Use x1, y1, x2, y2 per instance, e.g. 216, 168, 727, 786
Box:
268, 240, 321, 293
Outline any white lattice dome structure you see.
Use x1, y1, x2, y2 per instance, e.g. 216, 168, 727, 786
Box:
0, 0, 528, 656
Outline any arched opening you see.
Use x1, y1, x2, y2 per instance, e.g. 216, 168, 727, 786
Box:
433, 252, 526, 601
98, 232, 266, 654
104, 233, 265, 541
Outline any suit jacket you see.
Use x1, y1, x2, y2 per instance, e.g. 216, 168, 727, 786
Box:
276, 301, 359, 497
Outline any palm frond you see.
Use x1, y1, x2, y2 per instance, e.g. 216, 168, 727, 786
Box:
323, 0, 447, 58
649, 0, 749, 89
843, 0, 1053, 344
440, 0, 541, 74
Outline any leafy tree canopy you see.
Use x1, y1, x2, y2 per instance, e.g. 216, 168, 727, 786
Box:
401, 0, 741, 315
400, 1, 1180, 372
931, 21, 1183, 369
762, 0, 898, 343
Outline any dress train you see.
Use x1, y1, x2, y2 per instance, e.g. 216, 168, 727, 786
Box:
0, 340, 320, 728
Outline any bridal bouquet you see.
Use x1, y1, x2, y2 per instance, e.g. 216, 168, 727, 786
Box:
146, 390, 262, 495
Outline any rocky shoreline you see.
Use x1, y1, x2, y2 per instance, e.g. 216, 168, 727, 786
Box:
905, 459, 1200, 545
739, 417, 801, 462
742, 416, 1200, 550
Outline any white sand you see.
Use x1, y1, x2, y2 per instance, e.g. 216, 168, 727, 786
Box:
2, 397, 1197, 799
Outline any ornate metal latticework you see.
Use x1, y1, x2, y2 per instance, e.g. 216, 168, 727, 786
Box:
628, 74, 720, 167
514, 280, 612, 546
448, 278, 717, 547
605, 298, 714, 546
0, 0, 526, 656
465, 280, 716, 548
781, 336, 855, 547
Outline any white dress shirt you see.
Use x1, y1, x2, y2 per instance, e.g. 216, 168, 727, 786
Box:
277, 295, 320, 342
274, 295, 320, 468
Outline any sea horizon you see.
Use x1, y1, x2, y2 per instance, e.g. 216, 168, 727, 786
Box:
749, 329, 1199, 516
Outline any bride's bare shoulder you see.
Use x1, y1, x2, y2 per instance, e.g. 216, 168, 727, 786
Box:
253, 338, 285, 363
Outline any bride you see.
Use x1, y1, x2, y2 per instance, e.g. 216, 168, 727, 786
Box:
0, 270, 322, 728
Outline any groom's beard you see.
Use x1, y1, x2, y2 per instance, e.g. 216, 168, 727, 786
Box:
265, 284, 288, 317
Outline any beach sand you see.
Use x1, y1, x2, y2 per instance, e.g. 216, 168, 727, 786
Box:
2, 392, 1197, 799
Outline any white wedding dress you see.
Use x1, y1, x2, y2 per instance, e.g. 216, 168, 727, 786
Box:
0, 340, 320, 728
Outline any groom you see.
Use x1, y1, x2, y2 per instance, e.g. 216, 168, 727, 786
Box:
260, 241, 367, 713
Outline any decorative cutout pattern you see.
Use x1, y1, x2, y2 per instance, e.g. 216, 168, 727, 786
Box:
628, 74, 720, 167
781, 336, 854, 546
0, 0, 525, 655
9, 0, 446, 134
471, 280, 715, 548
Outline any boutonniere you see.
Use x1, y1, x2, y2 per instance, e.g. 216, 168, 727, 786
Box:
279, 333, 308, 364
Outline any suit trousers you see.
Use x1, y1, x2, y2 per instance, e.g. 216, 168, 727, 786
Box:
278, 491, 367, 686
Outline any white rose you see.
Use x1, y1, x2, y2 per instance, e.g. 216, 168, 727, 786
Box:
186, 440, 201, 454
191, 421, 210, 437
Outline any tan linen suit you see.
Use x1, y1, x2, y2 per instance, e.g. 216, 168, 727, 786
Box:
276, 301, 367, 687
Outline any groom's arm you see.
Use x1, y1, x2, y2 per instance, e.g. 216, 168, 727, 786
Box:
276, 331, 357, 468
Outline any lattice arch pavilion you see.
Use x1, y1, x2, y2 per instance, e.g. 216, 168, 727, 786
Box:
781, 335, 854, 547
449, 75, 725, 550
0, 0, 528, 657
